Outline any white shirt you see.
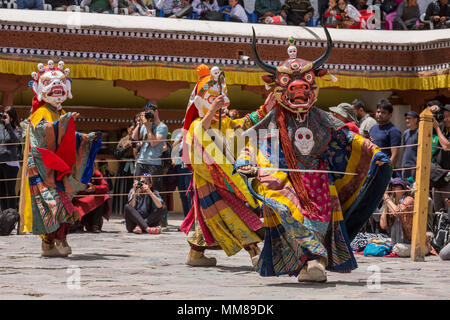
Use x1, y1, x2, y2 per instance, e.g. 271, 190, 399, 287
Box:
231, 4, 248, 22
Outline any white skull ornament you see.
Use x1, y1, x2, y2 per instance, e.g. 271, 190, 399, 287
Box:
294, 127, 314, 155
287, 45, 297, 59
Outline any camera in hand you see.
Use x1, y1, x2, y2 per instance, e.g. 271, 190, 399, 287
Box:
144, 103, 158, 121
136, 180, 147, 189
0, 112, 6, 120
144, 111, 154, 121
434, 112, 444, 122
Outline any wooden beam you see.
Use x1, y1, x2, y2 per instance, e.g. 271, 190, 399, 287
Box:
410, 108, 433, 261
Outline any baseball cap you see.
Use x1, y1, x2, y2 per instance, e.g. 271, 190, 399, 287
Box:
329, 103, 358, 124
404, 111, 419, 118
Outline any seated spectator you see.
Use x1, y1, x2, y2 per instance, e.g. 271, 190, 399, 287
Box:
0, 106, 20, 212
324, 0, 339, 26
124, 173, 167, 234
351, 99, 376, 138
329, 102, 360, 134
393, 0, 422, 30
280, 0, 314, 26
223, 0, 248, 22
46, 0, 76, 10
425, 0, 450, 29
154, 0, 185, 16
72, 170, 112, 233
401, 111, 419, 182
192, 0, 221, 19
254, 0, 282, 22
335, 0, 361, 28
380, 178, 416, 257
80, 0, 117, 13
119, 0, 154, 15
17, 0, 44, 9
168, 0, 195, 18
324, 0, 360, 28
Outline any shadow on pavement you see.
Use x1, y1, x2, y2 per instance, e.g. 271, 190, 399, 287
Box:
215, 265, 256, 273
266, 280, 421, 288
67, 253, 131, 261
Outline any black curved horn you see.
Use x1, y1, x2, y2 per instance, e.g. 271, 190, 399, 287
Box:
312, 20, 333, 70
252, 27, 276, 75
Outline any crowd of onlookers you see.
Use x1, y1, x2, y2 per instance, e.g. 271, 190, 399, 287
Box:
1, 0, 449, 29
0, 99, 449, 259
329, 98, 450, 260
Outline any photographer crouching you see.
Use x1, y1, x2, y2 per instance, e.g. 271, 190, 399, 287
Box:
124, 173, 167, 234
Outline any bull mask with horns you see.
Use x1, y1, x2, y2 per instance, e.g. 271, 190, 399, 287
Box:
252, 23, 333, 120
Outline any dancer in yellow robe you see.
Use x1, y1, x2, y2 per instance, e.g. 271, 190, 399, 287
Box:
180, 64, 275, 266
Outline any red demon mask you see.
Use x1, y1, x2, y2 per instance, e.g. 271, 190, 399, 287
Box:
252, 23, 333, 120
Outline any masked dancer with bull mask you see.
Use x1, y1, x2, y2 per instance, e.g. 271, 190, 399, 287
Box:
236, 24, 392, 282
180, 64, 276, 267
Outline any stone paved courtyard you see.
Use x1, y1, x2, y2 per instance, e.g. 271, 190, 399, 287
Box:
1, 213, 449, 300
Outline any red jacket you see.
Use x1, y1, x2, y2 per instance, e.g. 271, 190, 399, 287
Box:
72, 170, 111, 220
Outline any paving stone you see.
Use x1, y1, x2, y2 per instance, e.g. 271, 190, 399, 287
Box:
1, 213, 449, 300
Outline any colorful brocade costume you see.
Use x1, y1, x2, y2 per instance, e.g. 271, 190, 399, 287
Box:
233, 26, 392, 281
236, 107, 392, 276
22, 60, 101, 257
180, 65, 271, 264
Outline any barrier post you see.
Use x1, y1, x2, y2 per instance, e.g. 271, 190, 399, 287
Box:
18, 121, 30, 235
411, 109, 433, 261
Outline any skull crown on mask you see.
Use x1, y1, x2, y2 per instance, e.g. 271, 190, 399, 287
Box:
30, 60, 73, 109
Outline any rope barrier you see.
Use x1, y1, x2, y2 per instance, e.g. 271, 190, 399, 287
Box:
0, 189, 190, 200
379, 144, 419, 150
0, 157, 182, 165
1, 165, 448, 183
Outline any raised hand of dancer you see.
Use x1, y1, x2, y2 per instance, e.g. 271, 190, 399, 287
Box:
202, 95, 225, 130
71, 112, 80, 120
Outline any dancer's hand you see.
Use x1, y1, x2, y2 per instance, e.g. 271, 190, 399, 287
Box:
376, 161, 387, 166
72, 112, 80, 120
211, 95, 226, 113
237, 165, 258, 176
